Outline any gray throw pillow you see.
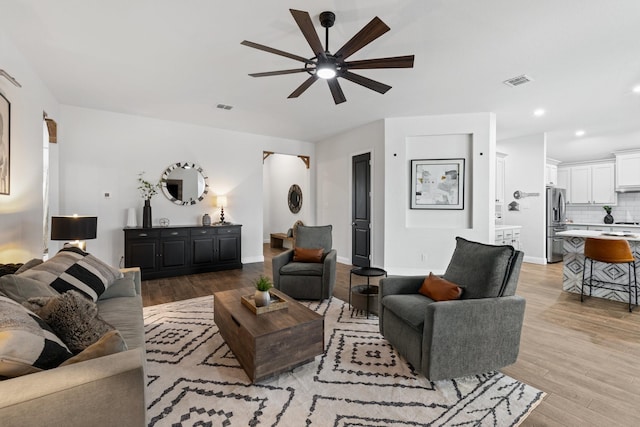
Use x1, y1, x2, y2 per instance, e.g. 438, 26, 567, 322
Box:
23, 290, 115, 353
0, 273, 60, 304
443, 237, 516, 299
15, 258, 44, 274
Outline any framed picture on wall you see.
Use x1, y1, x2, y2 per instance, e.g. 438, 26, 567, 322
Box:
410, 158, 464, 210
0, 92, 10, 195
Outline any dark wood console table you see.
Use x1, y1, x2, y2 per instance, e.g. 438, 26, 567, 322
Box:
124, 224, 242, 280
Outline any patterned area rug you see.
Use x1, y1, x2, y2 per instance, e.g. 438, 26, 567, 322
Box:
144, 296, 544, 426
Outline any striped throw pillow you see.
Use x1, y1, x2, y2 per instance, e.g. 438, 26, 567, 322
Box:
18, 247, 123, 301
0, 295, 73, 378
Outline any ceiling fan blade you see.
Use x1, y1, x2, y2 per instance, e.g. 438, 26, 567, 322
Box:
288, 75, 319, 98
241, 40, 314, 65
249, 69, 309, 77
327, 79, 347, 104
344, 55, 415, 69
290, 9, 326, 59
334, 17, 390, 60
341, 71, 391, 94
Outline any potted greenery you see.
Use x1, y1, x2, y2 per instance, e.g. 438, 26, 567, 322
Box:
254, 275, 273, 307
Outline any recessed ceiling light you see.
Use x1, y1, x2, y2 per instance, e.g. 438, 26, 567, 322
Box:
533, 108, 546, 117
633, 85, 640, 94
575, 130, 586, 137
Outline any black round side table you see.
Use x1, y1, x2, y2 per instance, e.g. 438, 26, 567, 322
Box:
349, 267, 387, 318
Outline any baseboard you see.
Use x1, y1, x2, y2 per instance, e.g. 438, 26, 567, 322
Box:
524, 255, 547, 265
242, 255, 264, 264
337, 256, 351, 265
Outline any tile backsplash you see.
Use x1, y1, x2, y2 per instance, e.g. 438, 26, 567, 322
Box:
566, 192, 640, 223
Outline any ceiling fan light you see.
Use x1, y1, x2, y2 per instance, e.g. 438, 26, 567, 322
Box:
316, 65, 336, 79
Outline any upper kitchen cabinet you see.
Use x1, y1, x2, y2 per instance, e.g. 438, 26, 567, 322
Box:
614, 149, 640, 191
545, 158, 560, 186
561, 160, 616, 205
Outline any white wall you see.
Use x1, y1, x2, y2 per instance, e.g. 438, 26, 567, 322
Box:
316, 120, 385, 266
0, 30, 60, 263
263, 154, 311, 243
58, 105, 313, 267
497, 134, 547, 264
384, 113, 496, 275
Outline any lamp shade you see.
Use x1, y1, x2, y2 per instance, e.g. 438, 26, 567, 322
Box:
216, 195, 227, 208
51, 216, 97, 240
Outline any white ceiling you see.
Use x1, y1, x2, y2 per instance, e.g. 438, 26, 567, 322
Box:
2, 0, 640, 162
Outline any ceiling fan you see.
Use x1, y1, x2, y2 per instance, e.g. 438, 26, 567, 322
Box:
241, 9, 415, 104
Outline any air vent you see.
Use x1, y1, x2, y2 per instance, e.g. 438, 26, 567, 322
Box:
503, 74, 533, 87
216, 104, 233, 110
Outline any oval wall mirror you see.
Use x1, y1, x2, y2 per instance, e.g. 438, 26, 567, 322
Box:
160, 162, 209, 206
288, 184, 302, 213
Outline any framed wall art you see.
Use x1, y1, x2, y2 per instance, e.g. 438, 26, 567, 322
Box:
410, 158, 465, 210
0, 92, 9, 195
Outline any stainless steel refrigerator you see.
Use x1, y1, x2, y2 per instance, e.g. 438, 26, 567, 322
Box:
546, 187, 567, 263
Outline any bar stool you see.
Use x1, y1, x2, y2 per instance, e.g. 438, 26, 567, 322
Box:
581, 238, 638, 312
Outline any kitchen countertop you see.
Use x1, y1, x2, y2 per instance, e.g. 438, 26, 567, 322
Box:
495, 225, 522, 230
557, 229, 640, 241
565, 222, 640, 228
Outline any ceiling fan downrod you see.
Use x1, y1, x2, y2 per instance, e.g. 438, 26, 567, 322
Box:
319, 11, 335, 53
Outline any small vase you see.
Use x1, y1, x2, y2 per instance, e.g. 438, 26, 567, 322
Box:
143, 199, 152, 228
254, 290, 271, 307
604, 214, 614, 224
202, 213, 211, 226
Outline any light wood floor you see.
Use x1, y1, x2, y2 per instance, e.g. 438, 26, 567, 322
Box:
141, 245, 640, 426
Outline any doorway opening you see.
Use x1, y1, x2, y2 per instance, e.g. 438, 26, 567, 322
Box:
262, 152, 310, 255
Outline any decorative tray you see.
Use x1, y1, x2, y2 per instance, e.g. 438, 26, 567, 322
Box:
241, 292, 288, 315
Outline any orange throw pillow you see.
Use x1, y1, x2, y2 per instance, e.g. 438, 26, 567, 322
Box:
419, 272, 463, 301
293, 247, 324, 263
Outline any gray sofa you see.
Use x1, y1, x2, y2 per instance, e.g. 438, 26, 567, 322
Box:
272, 225, 337, 300
379, 237, 526, 381
0, 267, 146, 427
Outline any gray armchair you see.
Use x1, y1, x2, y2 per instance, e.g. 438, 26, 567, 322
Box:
379, 237, 525, 381
272, 225, 337, 300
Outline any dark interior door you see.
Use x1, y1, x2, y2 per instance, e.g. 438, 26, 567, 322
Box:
352, 153, 371, 267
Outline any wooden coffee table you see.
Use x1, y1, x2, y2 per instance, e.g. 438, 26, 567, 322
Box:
214, 287, 324, 382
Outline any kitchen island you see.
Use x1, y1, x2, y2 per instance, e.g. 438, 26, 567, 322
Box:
557, 229, 640, 304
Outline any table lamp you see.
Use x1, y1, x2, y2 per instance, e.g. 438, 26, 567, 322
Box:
51, 215, 97, 251
216, 195, 227, 224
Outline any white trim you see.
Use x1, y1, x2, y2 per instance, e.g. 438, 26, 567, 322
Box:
524, 256, 547, 265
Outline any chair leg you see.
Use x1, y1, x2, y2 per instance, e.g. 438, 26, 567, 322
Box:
581, 258, 587, 302
589, 260, 594, 297
628, 262, 633, 313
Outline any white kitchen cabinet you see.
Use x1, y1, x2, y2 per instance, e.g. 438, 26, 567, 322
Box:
545, 158, 560, 186
614, 149, 640, 191
563, 161, 616, 205
557, 166, 569, 192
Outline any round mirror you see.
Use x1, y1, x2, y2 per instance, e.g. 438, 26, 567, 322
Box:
288, 184, 302, 213
160, 162, 209, 206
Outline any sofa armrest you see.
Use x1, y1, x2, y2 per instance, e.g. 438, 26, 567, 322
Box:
120, 267, 142, 295
321, 249, 337, 296
272, 250, 293, 289
423, 295, 526, 380
0, 348, 146, 427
